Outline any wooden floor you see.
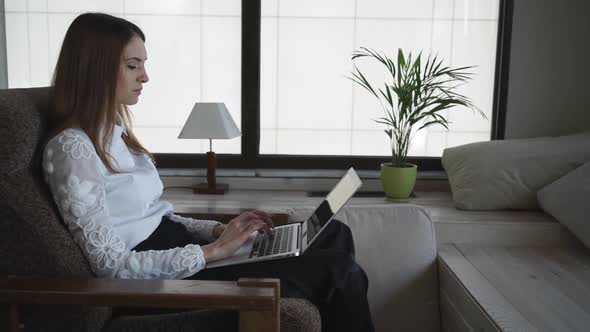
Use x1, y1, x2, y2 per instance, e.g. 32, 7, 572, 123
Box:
439, 244, 590, 332
163, 189, 573, 247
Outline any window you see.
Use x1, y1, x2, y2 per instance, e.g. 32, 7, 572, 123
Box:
3, 0, 510, 170
4, 0, 242, 154
260, 0, 500, 157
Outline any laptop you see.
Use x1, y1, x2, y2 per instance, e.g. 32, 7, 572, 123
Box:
205, 167, 363, 268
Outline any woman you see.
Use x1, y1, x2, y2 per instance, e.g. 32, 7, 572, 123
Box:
43, 13, 373, 332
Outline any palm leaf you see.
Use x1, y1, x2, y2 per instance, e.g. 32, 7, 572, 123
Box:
350, 47, 481, 162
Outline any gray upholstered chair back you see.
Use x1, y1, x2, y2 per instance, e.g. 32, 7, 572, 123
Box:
0, 87, 110, 331
0, 87, 92, 277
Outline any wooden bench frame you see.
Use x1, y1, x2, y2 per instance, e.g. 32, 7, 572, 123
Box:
1, 276, 280, 332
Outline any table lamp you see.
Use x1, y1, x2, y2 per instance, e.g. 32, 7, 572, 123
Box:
178, 102, 241, 195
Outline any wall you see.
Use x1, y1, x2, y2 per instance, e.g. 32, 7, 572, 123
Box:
504, 0, 590, 139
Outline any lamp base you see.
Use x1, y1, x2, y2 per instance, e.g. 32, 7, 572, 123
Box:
193, 183, 229, 195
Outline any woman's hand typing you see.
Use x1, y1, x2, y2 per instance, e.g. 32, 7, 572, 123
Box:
202, 210, 274, 263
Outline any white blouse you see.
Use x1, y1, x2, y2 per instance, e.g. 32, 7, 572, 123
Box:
42, 123, 221, 279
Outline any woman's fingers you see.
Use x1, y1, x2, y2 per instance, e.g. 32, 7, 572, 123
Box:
246, 219, 270, 235
229, 215, 269, 235
249, 210, 274, 228
230, 213, 257, 228
209, 218, 272, 261
239, 217, 270, 235
236, 210, 272, 226
232, 211, 273, 234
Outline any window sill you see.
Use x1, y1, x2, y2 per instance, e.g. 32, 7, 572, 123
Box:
158, 168, 447, 180
158, 168, 449, 192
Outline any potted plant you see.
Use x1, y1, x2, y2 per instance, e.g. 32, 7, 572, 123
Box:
350, 48, 484, 199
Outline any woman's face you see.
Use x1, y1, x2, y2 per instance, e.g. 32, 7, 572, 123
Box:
116, 35, 149, 105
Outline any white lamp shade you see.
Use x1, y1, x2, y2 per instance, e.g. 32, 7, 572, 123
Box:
178, 102, 241, 139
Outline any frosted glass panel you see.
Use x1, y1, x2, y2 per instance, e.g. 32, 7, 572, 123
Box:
123, 0, 199, 15
28, 13, 51, 86
201, 17, 242, 128
5, 0, 241, 154
261, 0, 278, 17
125, 15, 201, 127
260, 17, 278, 129
261, 0, 498, 156
279, 0, 355, 18
434, 0, 454, 19
356, 0, 434, 19
455, 0, 499, 20
351, 130, 391, 156
260, 129, 277, 154
27, 0, 48, 11
5, 0, 26, 12
47, 13, 77, 80
277, 18, 354, 131
202, 0, 241, 16
449, 20, 498, 132
47, 0, 124, 14
277, 130, 351, 156
6, 14, 29, 88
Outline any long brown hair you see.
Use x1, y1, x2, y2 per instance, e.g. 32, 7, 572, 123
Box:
49, 13, 154, 173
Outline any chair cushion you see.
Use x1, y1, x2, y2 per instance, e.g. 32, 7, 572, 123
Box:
538, 162, 590, 248
280, 298, 321, 332
442, 131, 590, 210
105, 298, 320, 332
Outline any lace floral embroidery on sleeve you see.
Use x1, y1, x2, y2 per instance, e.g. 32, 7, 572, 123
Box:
171, 245, 206, 273
166, 213, 221, 242
126, 256, 154, 276
59, 130, 93, 160
80, 219, 126, 270
57, 175, 101, 218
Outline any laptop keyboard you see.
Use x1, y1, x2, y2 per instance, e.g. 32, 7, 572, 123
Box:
250, 226, 294, 258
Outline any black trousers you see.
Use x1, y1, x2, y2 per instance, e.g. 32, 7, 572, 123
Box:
133, 216, 374, 332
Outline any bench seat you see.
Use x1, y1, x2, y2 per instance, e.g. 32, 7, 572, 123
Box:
438, 244, 590, 331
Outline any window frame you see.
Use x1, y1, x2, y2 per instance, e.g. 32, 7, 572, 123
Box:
155, 0, 513, 171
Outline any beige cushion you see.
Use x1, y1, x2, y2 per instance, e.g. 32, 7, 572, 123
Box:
538, 162, 590, 248
287, 204, 439, 332
442, 131, 590, 210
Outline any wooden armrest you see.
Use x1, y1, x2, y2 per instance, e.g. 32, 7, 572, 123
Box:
1, 276, 279, 332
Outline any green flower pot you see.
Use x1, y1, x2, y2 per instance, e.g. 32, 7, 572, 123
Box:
380, 163, 417, 200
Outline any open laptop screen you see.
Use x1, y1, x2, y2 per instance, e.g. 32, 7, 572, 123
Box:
306, 168, 362, 244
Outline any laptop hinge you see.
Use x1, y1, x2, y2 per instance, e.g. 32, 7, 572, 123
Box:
299, 221, 307, 253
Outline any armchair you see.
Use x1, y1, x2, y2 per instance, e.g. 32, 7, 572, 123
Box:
0, 87, 320, 332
